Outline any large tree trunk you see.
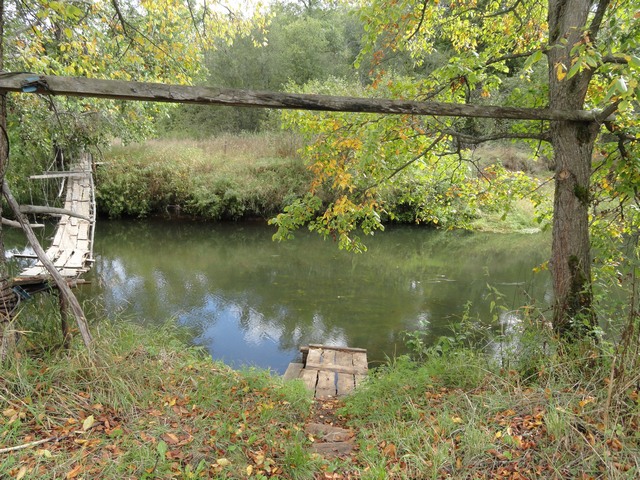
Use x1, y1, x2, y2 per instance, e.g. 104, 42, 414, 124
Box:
550, 122, 598, 337
547, 0, 601, 337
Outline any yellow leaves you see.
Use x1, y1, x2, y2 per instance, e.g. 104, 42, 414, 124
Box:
161, 432, 180, 445
15, 467, 28, 480
66, 464, 83, 479
555, 62, 567, 81
82, 415, 95, 432
337, 138, 363, 150
3, 407, 26, 424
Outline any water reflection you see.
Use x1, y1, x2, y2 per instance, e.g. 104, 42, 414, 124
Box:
6, 220, 551, 373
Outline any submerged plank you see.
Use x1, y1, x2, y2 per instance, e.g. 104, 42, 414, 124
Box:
283, 362, 303, 381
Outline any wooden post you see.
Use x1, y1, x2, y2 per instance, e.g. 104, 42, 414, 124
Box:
58, 289, 71, 349
2, 180, 93, 351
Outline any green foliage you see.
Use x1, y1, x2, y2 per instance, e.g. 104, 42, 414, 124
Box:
272, 75, 550, 250
162, 1, 359, 135
3, 0, 261, 205
96, 136, 313, 220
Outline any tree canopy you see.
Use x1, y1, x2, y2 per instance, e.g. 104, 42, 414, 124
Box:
271, 0, 640, 337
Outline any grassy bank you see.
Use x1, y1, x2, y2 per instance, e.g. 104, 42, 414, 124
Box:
97, 133, 311, 220
97, 134, 550, 233
1, 319, 318, 479
2, 313, 639, 479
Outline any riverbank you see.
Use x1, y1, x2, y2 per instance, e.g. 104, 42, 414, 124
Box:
97, 134, 551, 233
2, 319, 638, 478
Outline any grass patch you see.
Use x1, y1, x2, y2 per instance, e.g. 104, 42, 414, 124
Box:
1, 317, 319, 479
339, 341, 640, 479
97, 133, 312, 220
2, 308, 640, 478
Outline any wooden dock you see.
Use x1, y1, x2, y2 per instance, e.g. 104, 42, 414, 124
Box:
14, 153, 96, 285
284, 345, 368, 399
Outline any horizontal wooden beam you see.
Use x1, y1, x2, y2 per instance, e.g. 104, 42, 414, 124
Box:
19, 205, 91, 221
0, 72, 604, 122
2, 218, 44, 229
30, 172, 86, 180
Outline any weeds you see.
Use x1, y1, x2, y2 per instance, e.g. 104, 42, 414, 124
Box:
96, 133, 312, 220
1, 317, 317, 479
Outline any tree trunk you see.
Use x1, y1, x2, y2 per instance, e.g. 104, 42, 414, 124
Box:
547, 0, 601, 337
0, 0, 14, 362
550, 122, 597, 337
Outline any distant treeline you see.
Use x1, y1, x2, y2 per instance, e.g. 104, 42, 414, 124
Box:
158, 0, 450, 137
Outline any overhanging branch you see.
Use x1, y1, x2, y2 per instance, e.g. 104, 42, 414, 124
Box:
444, 129, 551, 144
0, 73, 610, 123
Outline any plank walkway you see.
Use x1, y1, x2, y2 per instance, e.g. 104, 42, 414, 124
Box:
284, 344, 368, 399
14, 154, 96, 284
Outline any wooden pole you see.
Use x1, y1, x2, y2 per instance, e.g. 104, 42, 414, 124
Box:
2, 180, 93, 351
0, 72, 606, 123
19, 205, 90, 221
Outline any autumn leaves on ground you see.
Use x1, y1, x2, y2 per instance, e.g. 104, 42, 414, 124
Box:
2, 317, 639, 479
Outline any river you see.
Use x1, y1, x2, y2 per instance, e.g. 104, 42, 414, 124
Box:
7, 220, 551, 373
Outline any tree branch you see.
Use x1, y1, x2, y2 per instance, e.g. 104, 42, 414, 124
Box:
486, 50, 539, 66
110, 0, 128, 37
595, 100, 620, 124
602, 55, 628, 65
0, 73, 610, 122
588, 0, 611, 42
0, 436, 55, 454
360, 132, 447, 196
443, 129, 551, 144
406, 0, 429, 43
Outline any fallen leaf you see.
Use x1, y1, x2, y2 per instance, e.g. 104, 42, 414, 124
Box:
82, 415, 95, 431
161, 432, 179, 445
36, 449, 53, 458
216, 458, 231, 467
15, 466, 28, 480
2, 408, 17, 417
66, 464, 83, 479
382, 442, 397, 458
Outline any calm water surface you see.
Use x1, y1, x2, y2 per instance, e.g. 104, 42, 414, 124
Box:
8, 220, 551, 373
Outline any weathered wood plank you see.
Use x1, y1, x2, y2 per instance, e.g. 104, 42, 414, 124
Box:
30, 172, 85, 180
335, 351, 354, 368
352, 352, 368, 372
336, 373, 355, 396
309, 344, 367, 353
316, 370, 336, 399
66, 251, 87, 269
301, 369, 319, 392
306, 348, 322, 366
0, 73, 605, 122
53, 249, 73, 268
283, 362, 303, 381
305, 362, 364, 375
19, 205, 90, 221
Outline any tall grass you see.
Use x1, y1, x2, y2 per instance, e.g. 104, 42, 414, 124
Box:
1, 308, 318, 479
97, 132, 311, 220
